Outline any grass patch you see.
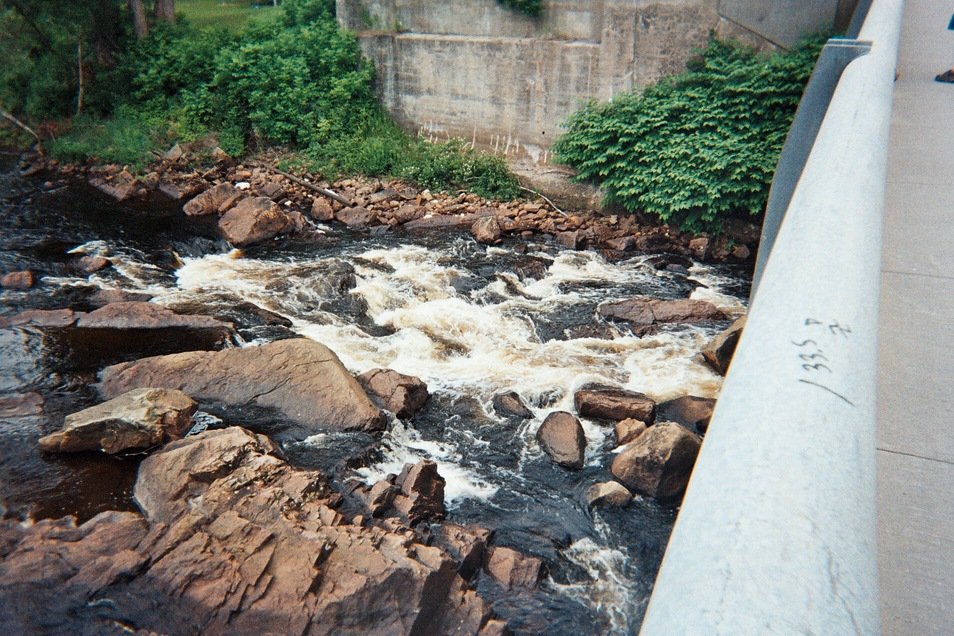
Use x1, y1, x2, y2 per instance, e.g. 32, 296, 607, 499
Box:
177, 0, 279, 31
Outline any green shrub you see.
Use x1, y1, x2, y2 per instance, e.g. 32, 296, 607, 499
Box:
48, 106, 177, 168
554, 36, 825, 232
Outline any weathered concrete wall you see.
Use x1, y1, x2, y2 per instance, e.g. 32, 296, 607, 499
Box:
337, 0, 857, 161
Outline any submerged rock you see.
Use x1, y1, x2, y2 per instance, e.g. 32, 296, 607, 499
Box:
598, 296, 726, 336
574, 387, 656, 423
536, 411, 586, 470
98, 338, 386, 435
702, 314, 746, 376
39, 388, 196, 454
0, 427, 499, 635
610, 422, 701, 500
1, 270, 35, 289
357, 368, 429, 419
0, 392, 44, 418
492, 391, 533, 419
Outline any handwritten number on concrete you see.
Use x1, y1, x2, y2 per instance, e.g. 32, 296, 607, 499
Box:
792, 319, 856, 407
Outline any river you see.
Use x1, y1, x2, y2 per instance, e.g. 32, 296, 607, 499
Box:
0, 162, 750, 634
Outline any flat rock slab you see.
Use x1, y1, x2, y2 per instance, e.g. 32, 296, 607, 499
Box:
598, 296, 727, 336
39, 388, 197, 454
574, 387, 656, 423
99, 338, 386, 435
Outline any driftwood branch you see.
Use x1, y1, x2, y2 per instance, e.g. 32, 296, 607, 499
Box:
249, 160, 353, 207
76, 42, 84, 116
0, 107, 43, 155
519, 185, 567, 217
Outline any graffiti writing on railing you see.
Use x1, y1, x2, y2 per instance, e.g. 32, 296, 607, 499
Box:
792, 317, 856, 407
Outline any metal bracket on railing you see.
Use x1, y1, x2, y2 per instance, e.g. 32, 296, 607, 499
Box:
753, 38, 871, 294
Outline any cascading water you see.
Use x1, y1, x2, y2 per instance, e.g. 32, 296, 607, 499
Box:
0, 166, 749, 634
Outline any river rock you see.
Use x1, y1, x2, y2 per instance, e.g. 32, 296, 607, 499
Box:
614, 418, 648, 446
0, 392, 44, 418
258, 181, 285, 200
574, 387, 656, 423
39, 388, 196, 454
536, 411, 586, 470
183, 182, 241, 216
335, 205, 373, 229
472, 216, 502, 245
1, 270, 35, 289
310, 197, 334, 221
72, 255, 111, 274
0, 427, 499, 634
702, 314, 746, 375
87, 289, 154, 307
598, 296, 727, 336
657, 395, 716, 434
485, 546, 542, 590
432, 524, 492, 581
392, 460, 446, 524
218, 196, 298, 246
99, 338, 386, 435
89, 170, 139, 202
492, 391, 533, 419
610, 422, 701, 500
357, 368, 429, 419
393, 204, 425, 224
585, 481, 633, 508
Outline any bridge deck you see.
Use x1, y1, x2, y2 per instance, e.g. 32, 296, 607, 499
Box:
878, 0, 954, 633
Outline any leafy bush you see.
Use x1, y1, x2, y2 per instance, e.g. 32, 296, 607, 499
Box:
554, 37, 825, 232
47, 106, 178, 168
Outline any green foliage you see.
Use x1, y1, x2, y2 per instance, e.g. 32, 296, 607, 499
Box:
496, 0, 542, 17
47, 106, 179, 168
553, 37, 825, 232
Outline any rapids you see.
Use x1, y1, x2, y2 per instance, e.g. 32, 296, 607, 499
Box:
0, 165, 750, 634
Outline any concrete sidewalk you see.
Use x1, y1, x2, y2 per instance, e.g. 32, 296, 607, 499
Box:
878, 1, 954, 633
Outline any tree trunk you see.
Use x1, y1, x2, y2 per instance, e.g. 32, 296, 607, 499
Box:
155, 0, 175, 24
129, 0, 148, 38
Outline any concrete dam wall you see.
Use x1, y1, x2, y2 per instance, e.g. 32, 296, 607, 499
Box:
337, 0, 857, 162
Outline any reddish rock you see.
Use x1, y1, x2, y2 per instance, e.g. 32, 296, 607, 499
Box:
485, 546, 542, 590
702, 315, 746, 376
433, 523, 492, 581
72, 255, 111, 274
310, 197, 334, 221
39, 388, 197, 454
598, 296, 726, 335
585, 481, 633, 508
357, 368, 429, 419
219, 197, 298, 246
392, 460, 446, 524
88, 289, 153, 307
335, 206, 373, 229
0, 427, 499, 635
536, 411, 586, 470
688, 236, 710, 260
99, 339, 386, 436
0, 392, 43, 418
731, 244, 751, 261
574, 387, 656, 423
183, 182, 241, 216
610, 422, 701, 500
258, 181, 285, 200
472, 216, 502, 245
492, 391, 533, 419
657, 395, 716, 433
393, 204, 425, 224
555, 230, 581, 250
89, 170, 139, 202
614, 418, 648, 446
0, 270, 35, 290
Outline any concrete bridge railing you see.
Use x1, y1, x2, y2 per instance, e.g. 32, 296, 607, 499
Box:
639, 0, 903, 633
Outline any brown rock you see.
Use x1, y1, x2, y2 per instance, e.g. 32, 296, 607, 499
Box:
433, 523, 492, 581
688, 237, 710, 260
89, 170, 138, 202
485, 546, 542, 590
605, 236, 637, 252
0, 392, 43, 418
258, 181, 285, 200
366, 479, 398, 517
392, 460, 446, 524
357, 368, 429, 419
77, 301, 232, 334
702, 315, 746, 376
536, 411, 586, 469
310, 197, 334, 221
610, 422, 701, 500
472, 216, 502, 245
574, 387, 656, 423
614, 418, 648, 446
598, 296, 726, 335
657, 395, 716, 433
87, 289, 153, 307
218, 197, 298, 246
39, 388, 197, 454
393, 204, 425, 224
585, 481, 633, 508
0, 270, 35, 290
555, 230, 581, 250
731, 244, 751, 261
335, 206, 373, 229
99, 339, 386, 436
492, 391, 533, 419
183, 183, 241, 216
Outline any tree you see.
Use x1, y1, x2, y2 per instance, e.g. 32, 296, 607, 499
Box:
154, 0, 175, 25
129, 0, 148, 37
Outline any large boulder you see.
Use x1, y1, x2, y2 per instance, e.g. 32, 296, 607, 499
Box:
0, 427, 499, 635
485, 546, 542, 591
536, 411, 586, 470
182, 182, 241, 216
702, 314, 746, 375
610, 422, 701, 500
657, 395, 717, 434
357, 368, 429, 419
598, 296, 727, 336
218, 196, 298, 246
39, 388, 196, 454
574, 387, 656, 423
472, 216, 502, 245
492, 391, 533, 419
98, 338, 386, 435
